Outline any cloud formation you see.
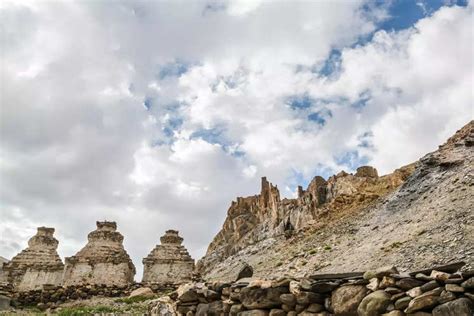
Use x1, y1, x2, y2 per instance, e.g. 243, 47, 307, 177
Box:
0, 0, 472, 278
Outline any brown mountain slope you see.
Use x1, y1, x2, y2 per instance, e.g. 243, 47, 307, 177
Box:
197, 120, 474, 281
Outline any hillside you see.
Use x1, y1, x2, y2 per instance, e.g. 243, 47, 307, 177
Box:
197, 120, 474, 282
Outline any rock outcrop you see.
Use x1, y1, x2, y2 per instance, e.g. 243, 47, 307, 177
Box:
1, 227, 63, 291
63, 221, 135, 286
198, 164, 414, 277
142, 230, 194, 285
198, 120, 473, 281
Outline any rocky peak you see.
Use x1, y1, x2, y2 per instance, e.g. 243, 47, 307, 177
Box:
355, 166, 378, 178
198, 161, 417, 276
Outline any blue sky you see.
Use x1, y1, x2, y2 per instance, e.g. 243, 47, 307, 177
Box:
1, 0, 472, 277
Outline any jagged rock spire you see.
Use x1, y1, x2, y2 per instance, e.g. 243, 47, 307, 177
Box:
142, 230, 194, 284
2, 227, 64, 291
63, 221, 135, 286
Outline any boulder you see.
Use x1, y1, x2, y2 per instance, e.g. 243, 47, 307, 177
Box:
438, 290, 456, 304
396, 278, 424, 290
432, 298, 474, 316
236, 263, 254, 281
129, 287, 154, 298
420, 280, 439, 292
148, 296, 177, 316
238, 310, 269, 316
430, 270, 451, 281
280, 293, 296, 306
230, 304, 244, 315
363, 266, 398, 280
306, 303, 324, 313
394, 296, 411, 310
331, 285, 368, 316
295, 291, 324, 304
405, 288, 442, 313
240, 286, 288, 309
461, 277, 473, 289
357, 290, 391, 316
269, 309, 286, 316
445, 284, 464, 292
0, 295, 11, 311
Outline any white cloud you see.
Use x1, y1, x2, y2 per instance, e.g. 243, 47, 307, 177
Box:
0, 0, 471, 280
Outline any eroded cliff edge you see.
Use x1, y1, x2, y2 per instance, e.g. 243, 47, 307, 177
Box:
197, 121, 474, 282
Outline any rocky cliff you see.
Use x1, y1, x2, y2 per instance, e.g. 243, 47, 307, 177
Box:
197, 120, 473, 282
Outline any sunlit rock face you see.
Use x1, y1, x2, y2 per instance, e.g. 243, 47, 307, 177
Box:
2, 227, 64, 291
197, 162, 414, 277
142, 230, 194, 285
63, 221, 135, 286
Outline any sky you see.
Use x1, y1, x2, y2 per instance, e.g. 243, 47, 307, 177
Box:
0, 0, 472, 279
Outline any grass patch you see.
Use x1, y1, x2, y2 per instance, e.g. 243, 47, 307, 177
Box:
56, 306, 118, 316
115, 295, 154, 304
324, 245, 332, 251
308, 249, 317, 255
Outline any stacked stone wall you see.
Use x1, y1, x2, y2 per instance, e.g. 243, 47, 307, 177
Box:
170, 263, 473, 316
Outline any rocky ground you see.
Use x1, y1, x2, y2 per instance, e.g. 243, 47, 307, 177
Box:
201, 121, 474, 282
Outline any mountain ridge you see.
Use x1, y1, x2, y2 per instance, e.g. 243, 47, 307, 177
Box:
197, 120, 474, 282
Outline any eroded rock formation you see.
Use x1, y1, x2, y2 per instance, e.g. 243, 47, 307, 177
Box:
198, 162, 414, 275
63, 221, 135, 286
142, 230, 194, 284
197, 120, 474, 281
2, 227, 63, 291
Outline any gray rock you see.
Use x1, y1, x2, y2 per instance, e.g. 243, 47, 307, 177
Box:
280, 293, 296, 306
0, 295, 10, 311
236, 263, 254, 281
240, 286, 288, 309
357, 290, 391, 316
405, 288, 442, 313
310, 281, 339, 293
394, 296, 411, 310
295, 291, 324, 305
230, 304, 244, 315
438, 290, 456, 304
420, 280, 439, 292
306, 303, 324, 313
396, 278, 424, 290
432, 298, 474, 316
195, 303, 209, 316
445, 283, 464, 292
461, 277, 473, 289
238, 310, 269, 316
331, 285, 368, 316
269, 309, 286, 316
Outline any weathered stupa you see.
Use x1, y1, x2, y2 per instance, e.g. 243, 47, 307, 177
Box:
142, 230, 194, 284
2, 227, 63, 291
63, 221, 135, 286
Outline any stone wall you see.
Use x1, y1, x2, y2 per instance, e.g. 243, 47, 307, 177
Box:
8, 283, 176, 309
170, 263, 473, 316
